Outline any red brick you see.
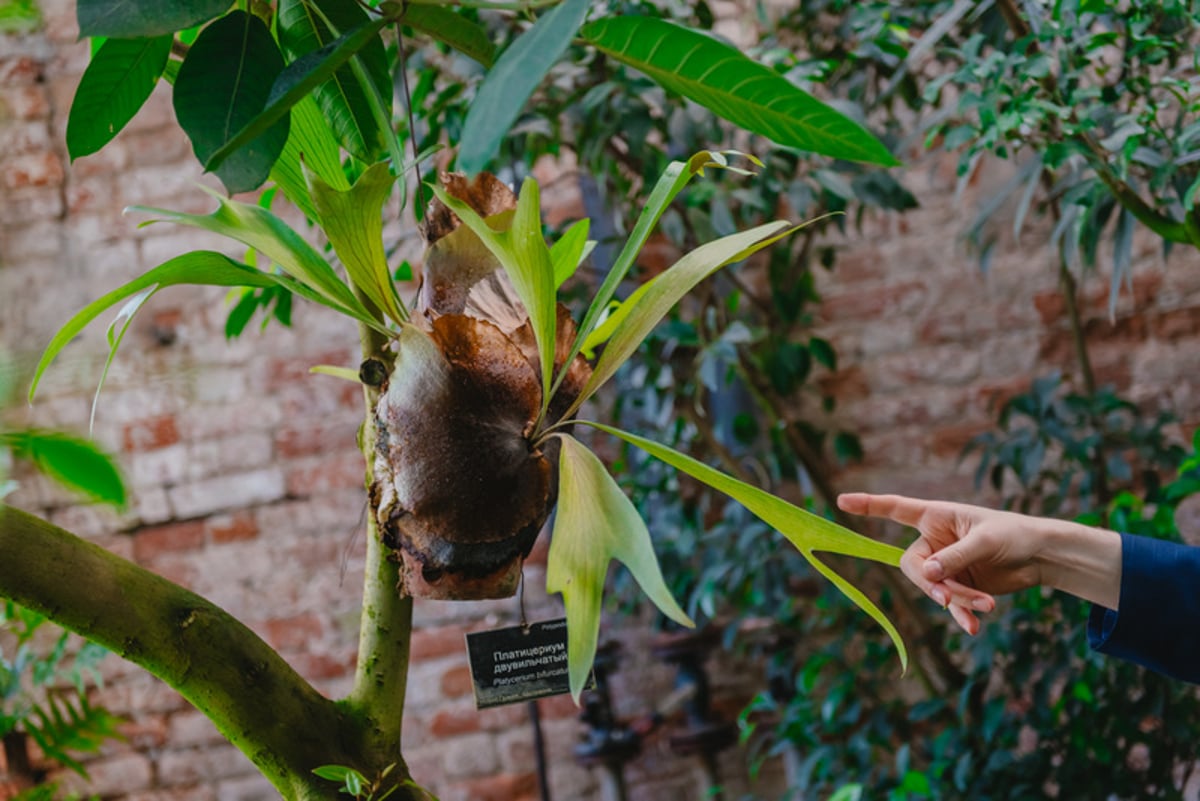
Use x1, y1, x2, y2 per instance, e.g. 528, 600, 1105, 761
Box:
410, 625, 468, 661
291, 651, 354, 681
450, 772, 538, 801
133, 521, 205, 563
264, 613, 324, 651
267, 350, 355, 391
117, 714, 169, 749
285, 452, 365, 497
123, 414, 181, 452
538, 693, 579, 720
2, 85, 48, 120
820, 281, 925, 322
429, 708, 482, 738
275, 421, 359, 459
930, 422, 990, 459
2, 151, 64, 190
440, 665, 474, 699
0, 56, 41, 87
207, 512, 259, 543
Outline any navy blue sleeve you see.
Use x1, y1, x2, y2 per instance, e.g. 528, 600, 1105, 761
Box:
1088, 532, 1200, 684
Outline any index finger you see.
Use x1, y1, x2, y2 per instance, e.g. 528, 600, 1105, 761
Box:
837, 493, 936, 527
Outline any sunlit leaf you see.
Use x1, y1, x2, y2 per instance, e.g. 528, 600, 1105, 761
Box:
431, 178, 557, 404
557, 151, 751, 396
268, 96, 348, 221
309, 365, 361, 383
129, 191, 383, 330
308, 161, 407, 324
2, 430, 126, 509
581, 421, 907, 671
562, 220, 801, 420
76, 0, 228, 37
550, 219, 591, 288
66, 35, 172, 161
582, 16, 898, 166
173, 11, 290, 194
456, 0, 589, 173
547, 434, 693, 701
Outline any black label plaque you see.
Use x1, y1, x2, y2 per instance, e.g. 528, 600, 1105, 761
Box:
465, 618, 590, 708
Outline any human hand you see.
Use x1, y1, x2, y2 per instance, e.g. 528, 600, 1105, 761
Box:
837, 492, 1121, 635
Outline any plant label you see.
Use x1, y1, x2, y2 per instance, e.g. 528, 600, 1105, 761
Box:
465, 618, 592, 708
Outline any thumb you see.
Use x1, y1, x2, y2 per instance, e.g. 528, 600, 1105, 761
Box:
924, 535, 990, 581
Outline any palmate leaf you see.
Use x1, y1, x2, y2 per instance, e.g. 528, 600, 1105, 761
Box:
173, 11, 290, 195
581, 17, 899, 167
1, 430, 126, 509
66, 35, 172, 161
547, 434, 693, 701
431, 179, 557, 405
204, 13, 395, 175
560, 219, 801, 421
277, 0, 392, 163
76, 0, 228, 38
307, 161, 407, 325
456, 0, 590, 173
129, 192, 384, 331
582, 421, 908, 671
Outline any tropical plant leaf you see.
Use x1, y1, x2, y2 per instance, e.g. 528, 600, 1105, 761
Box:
547, 434, 693, 701
582, 421, 908, 671
173, 10, 290, 194
308, 161, 407, 324
26, 692, 124, 778
550, 218, 591, 288
129, 191, 382, 329
581, 16, 899, 166
556, 151, 752, 396
431, 178, 557, 404
309, 365, 361, 382
1, 430, 127, 509
66, 35, 172, 161
205, 14, 395, 174
27, 251, 350, 404
268, 95, 348, 221
561, 219, 800, 421
403, 4, 495, 67
277, 0, 392, 163
456, 0, 589, 173
76, 0, 229, 38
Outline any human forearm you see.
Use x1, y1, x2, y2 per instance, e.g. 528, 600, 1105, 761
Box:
1037, 518, 1122, 610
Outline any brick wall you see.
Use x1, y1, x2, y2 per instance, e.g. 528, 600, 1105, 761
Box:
5, 2, 1200, 801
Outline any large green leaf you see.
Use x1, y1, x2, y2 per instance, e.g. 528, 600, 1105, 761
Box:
66, 35, 172, 161
27, 252, 278, 403
431, 178, 557, 406
277, 0, 392, 163
582, 16, 899, 167
582, 421, 908, 671
76, 0, 229, 38
1, 430, 127, 510
129, 192, 383, 329
554, 151, 749, 399
547, 434, 693, 701
173, 10, 290, 194
268, 96, 348, 221
456, 0, 589, 174
561, 220, 798, 421
205, 14, 394, 174
308, 161, 407, 325
403, 5, 495, 68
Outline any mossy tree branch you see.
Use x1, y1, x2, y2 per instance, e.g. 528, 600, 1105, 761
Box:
0, 504, 364, 800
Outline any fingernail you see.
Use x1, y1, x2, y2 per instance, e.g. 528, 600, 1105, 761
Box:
972, 598, 991, 612
925, 559, 945, 581
930, 587, 947, 607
